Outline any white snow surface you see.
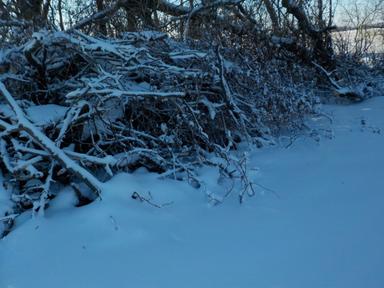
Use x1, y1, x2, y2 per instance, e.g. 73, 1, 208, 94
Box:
1, 102, 69, 127
26, 104, 68, 126
1, 97, 384, 288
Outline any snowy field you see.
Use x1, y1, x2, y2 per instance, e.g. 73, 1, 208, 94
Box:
1, 96, 384, 288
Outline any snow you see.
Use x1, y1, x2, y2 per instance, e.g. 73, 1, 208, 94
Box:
66, 88, 185, 99
1, 96, 384, 287
169, 51, 207, 60
1, 102, 68, 128
26, 104, 68, 127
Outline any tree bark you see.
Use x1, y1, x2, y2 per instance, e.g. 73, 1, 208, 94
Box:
96, 0, 108, 34
262, 0, 279, 31
58, 0, 64, 30
282, 0, 335, 68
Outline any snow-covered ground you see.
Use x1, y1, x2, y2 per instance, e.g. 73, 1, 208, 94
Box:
1, 97, 384, 288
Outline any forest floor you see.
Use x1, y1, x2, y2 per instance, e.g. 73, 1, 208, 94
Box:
1, 96, 384, 288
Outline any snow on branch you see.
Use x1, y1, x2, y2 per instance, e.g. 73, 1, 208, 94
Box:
0, 82, 103, 197
312, 62, 364, 101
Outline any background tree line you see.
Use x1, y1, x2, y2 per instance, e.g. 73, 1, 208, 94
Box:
0, 0, 381, 65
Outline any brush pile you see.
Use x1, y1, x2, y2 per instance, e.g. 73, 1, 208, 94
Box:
0, 30, 316, 232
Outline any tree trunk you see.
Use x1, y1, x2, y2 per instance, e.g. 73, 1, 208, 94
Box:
96, 0, 108, 34
16, 0, 43, 24
263, 0, 279, 31
282, 0, 335, 68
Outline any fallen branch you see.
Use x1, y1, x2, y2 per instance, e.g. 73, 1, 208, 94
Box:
312, 62, 364, 101
0, 82, 103, 197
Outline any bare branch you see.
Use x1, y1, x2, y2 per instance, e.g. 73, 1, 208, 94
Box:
0, 82, 103, 197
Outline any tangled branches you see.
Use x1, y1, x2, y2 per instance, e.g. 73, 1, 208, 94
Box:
0, 30, 316, 235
